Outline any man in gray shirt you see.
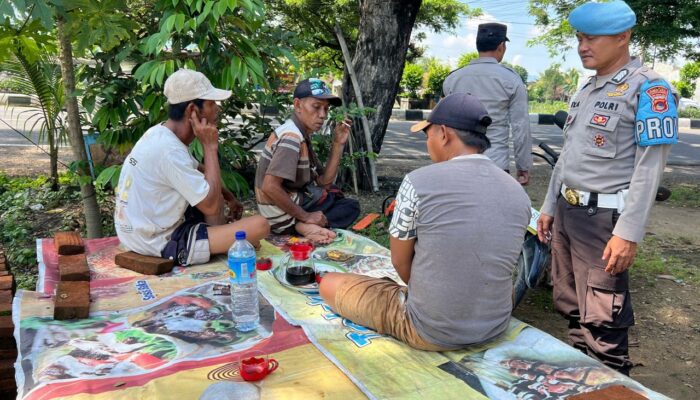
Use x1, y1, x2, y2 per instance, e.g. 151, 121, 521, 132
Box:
319, 94, 531, 350
537, 0, 678, 375
443, 23, 532, 184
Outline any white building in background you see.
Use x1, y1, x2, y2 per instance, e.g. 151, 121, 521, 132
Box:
653, 62, 700, 102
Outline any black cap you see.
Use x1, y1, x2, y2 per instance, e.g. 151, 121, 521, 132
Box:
476, 23, 509, 47
293, 78, 342, 107
410, 93, 491, 134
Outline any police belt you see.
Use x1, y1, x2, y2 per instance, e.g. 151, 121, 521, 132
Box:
561, 183, 627, 212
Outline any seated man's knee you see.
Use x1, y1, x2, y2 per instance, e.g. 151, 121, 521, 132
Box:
247, 215, 270, 240
319, 272, 344, 308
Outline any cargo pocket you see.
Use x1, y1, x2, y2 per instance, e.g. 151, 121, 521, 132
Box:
581, 267, 634, 328
582, 112, 621, 158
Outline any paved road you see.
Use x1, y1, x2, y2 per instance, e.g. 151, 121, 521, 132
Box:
2, 106, 698, 166
381, 120, 700, 166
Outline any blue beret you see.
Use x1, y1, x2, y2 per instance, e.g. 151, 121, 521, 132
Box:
568, 1, 636, 35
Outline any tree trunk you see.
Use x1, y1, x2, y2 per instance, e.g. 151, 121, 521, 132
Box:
56, 16, 103, 238
342, 0, 422, 189
48, 122, 59, 191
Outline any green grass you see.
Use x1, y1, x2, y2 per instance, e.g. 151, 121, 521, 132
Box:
668, 183, 700, 208
361, 215, 390, 249
632, 236, 699, 284
523, 287, 554, 311
528, 101, 568, 114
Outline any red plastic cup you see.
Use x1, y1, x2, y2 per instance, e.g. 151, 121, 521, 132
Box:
238, 352, 278, 381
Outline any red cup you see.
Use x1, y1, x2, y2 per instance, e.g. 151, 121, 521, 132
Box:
289, 243, 313, 261
239, 353, 278, 381
256, 257, 272, 271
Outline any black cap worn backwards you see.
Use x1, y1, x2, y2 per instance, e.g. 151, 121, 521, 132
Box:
476, 22, 509, 47
410, 93, 492, 134
293, 78, 342, 107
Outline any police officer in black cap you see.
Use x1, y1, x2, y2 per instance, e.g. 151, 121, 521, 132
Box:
443, 23, 532, 185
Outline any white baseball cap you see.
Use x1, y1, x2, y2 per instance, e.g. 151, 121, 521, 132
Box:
163, 69, 232, 104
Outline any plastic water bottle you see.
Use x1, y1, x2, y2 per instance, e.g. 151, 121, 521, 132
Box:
228, 231, 259, 332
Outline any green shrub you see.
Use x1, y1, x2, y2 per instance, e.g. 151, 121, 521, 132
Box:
426, 63, 451, 96
401, 63, 424, 98
0, 78, 30, 94
679, 107, 700, 119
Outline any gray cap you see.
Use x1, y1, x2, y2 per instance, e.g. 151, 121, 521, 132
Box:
476, 23, 509, 47
410, 93, 492, 134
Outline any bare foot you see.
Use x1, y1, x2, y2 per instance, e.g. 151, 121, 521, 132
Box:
295, 222, 337, 244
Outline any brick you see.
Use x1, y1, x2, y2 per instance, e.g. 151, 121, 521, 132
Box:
0, 316, 13, 339
0, 291, 10, 306
58, 254, 90, 281
0, 359, 13, 379
54, 231, 85, 256
54, 281, 90, 320
568, 385, 648, 400
0, 348, 17, 360
0, 276, 12, 292
115, 252, 174, 275
0, 271, 7, 277
0, 334, 15, 350
0, 377, 16, 393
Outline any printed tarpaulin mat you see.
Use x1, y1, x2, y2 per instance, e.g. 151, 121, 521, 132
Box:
14, 231, 669, 399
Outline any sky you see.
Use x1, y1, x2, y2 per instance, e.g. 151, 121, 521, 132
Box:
418, 0, 586, 80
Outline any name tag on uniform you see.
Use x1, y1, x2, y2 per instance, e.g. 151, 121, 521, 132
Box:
635, 80, 678, 146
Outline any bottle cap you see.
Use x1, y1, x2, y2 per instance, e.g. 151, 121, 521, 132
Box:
235, 231, 246, 240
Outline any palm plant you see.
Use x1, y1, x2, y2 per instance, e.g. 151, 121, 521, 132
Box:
1, 21, 65, 190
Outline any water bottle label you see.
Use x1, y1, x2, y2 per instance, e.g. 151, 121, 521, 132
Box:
229, 256, 256, 284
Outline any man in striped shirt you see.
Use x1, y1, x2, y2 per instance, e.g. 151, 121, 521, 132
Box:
254, 78, 360, 243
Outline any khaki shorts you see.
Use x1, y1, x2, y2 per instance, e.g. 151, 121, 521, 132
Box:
334, 274, 453, 351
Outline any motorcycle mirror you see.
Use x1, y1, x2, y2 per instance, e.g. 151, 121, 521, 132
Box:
554, 110, 568, 130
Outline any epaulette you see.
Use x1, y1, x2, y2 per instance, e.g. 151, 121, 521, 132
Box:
499, 63, 521, 80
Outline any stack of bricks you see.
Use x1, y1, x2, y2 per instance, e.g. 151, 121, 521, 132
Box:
54, 232, 91, 320
0, 248, 17, 397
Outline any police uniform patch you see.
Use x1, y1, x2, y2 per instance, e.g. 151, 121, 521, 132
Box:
594, 134, 606, 147
646, 85, 669, 113
594, 100, 620, 112
607, 83, 629, 97
611, 69, 629, 84
635, 79, 678, 147
590, 113, 610, 127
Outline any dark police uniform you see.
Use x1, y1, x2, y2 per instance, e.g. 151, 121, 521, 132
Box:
540, 1, 678, 374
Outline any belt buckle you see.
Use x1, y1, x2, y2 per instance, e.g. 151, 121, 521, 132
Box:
564, 188, 580, 206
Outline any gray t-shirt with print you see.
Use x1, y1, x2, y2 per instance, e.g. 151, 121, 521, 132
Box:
389, 154, 531, 348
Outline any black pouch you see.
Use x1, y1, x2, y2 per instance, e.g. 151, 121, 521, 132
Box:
301, 185, 327, 209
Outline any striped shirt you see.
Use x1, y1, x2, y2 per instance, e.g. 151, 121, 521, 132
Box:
254, 119, 313, 233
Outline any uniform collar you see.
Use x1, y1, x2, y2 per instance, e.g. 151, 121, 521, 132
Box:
592, 57, 642, 89
451, 153, 490, 161
470, 57, 499, 65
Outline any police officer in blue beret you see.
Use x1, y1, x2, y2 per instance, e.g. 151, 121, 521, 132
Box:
537, 1, 678, 375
